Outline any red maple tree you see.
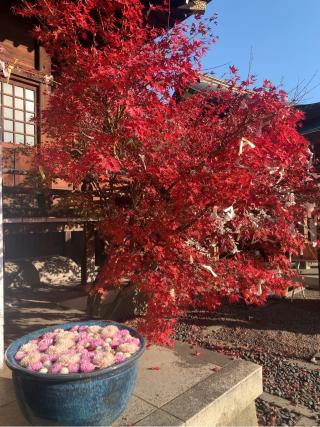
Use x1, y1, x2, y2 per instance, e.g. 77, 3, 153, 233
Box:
19, 0, 316, 344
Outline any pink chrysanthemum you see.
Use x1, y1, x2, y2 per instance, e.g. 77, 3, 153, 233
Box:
46, 353, 58, 362
50, 363, 62, 374
28, 362, 43, 371
15, 351, 26, 361
38, 338, 53, 352
80, 360, 95, 373
110, 340, 120, 348
132, 338, 140, 346
68, 363, 80, 373
43, 332, 55, 340
114, 353, 126, 364
92, 338, 104, 347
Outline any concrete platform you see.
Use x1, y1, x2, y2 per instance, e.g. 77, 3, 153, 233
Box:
0, 341, 262, 426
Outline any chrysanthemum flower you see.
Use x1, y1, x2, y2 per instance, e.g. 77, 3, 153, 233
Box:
50, 362, 62, 374
93, 352, 115, 369
38, 338, 53, 352
88, 325, 101, 334
68, 363, 80, 373
14, 351, 26, 361
117, 343, 139, 354
80, 360, 95, 373
101, 325, 119, 337
20, 352, 41, 367
15, 324, 140, 375
58, 353, 81, 366
28, 362, 43, 371
20, 342, 38, 353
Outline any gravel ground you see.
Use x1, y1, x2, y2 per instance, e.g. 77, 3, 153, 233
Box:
175, 291, 320, 360
255, 398, 299, 426
174, 289, 320, 426
210, 347, 320, 412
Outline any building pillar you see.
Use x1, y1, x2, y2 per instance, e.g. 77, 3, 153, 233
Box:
0, 145, 4, 368
317, 210, 320, 294
81, 223, 95, 286
64, 230, 73, 259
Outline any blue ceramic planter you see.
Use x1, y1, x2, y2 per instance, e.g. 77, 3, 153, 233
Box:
5, 320, 145, 426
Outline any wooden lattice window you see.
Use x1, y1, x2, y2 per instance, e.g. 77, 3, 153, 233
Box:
0, 80, 37, 146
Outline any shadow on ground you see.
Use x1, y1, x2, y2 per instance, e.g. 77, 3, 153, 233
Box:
178, 289, 320, 360
4, 284, 88, 346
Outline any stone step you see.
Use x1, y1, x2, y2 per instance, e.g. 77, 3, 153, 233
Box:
297, 276, 320, 289
297, 415, 318, 426
297, 268, 319, 275
260, 392, 316, 419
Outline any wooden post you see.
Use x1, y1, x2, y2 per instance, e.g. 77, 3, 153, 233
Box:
64, 230, 72, 260
81, 223, 95, 286
317, 211, 320, 294
0, 144, 4, 367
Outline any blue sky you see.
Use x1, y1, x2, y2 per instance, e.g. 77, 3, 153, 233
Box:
193, 0, 320, 104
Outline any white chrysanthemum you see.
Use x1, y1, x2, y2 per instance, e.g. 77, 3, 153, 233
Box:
54, 328, 65, 334
20, 342, 38, 353
20, 352, 41, 367
47, 341, 73, 355
39, 367, 48, 374
60, 367, 69, 374
117, 343, 139, 354
58, 353, 81, 366
93, 352, 115, 369
56, 331, 74, 342
102, 344, 112, 352
101, 325, 119, 337
88, 325, 101, 334
55, 342, 74, 353
47, 345, 59, 355
43, 360, 52, 368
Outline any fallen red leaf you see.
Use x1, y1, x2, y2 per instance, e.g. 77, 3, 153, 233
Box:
148, 366, 161, 370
